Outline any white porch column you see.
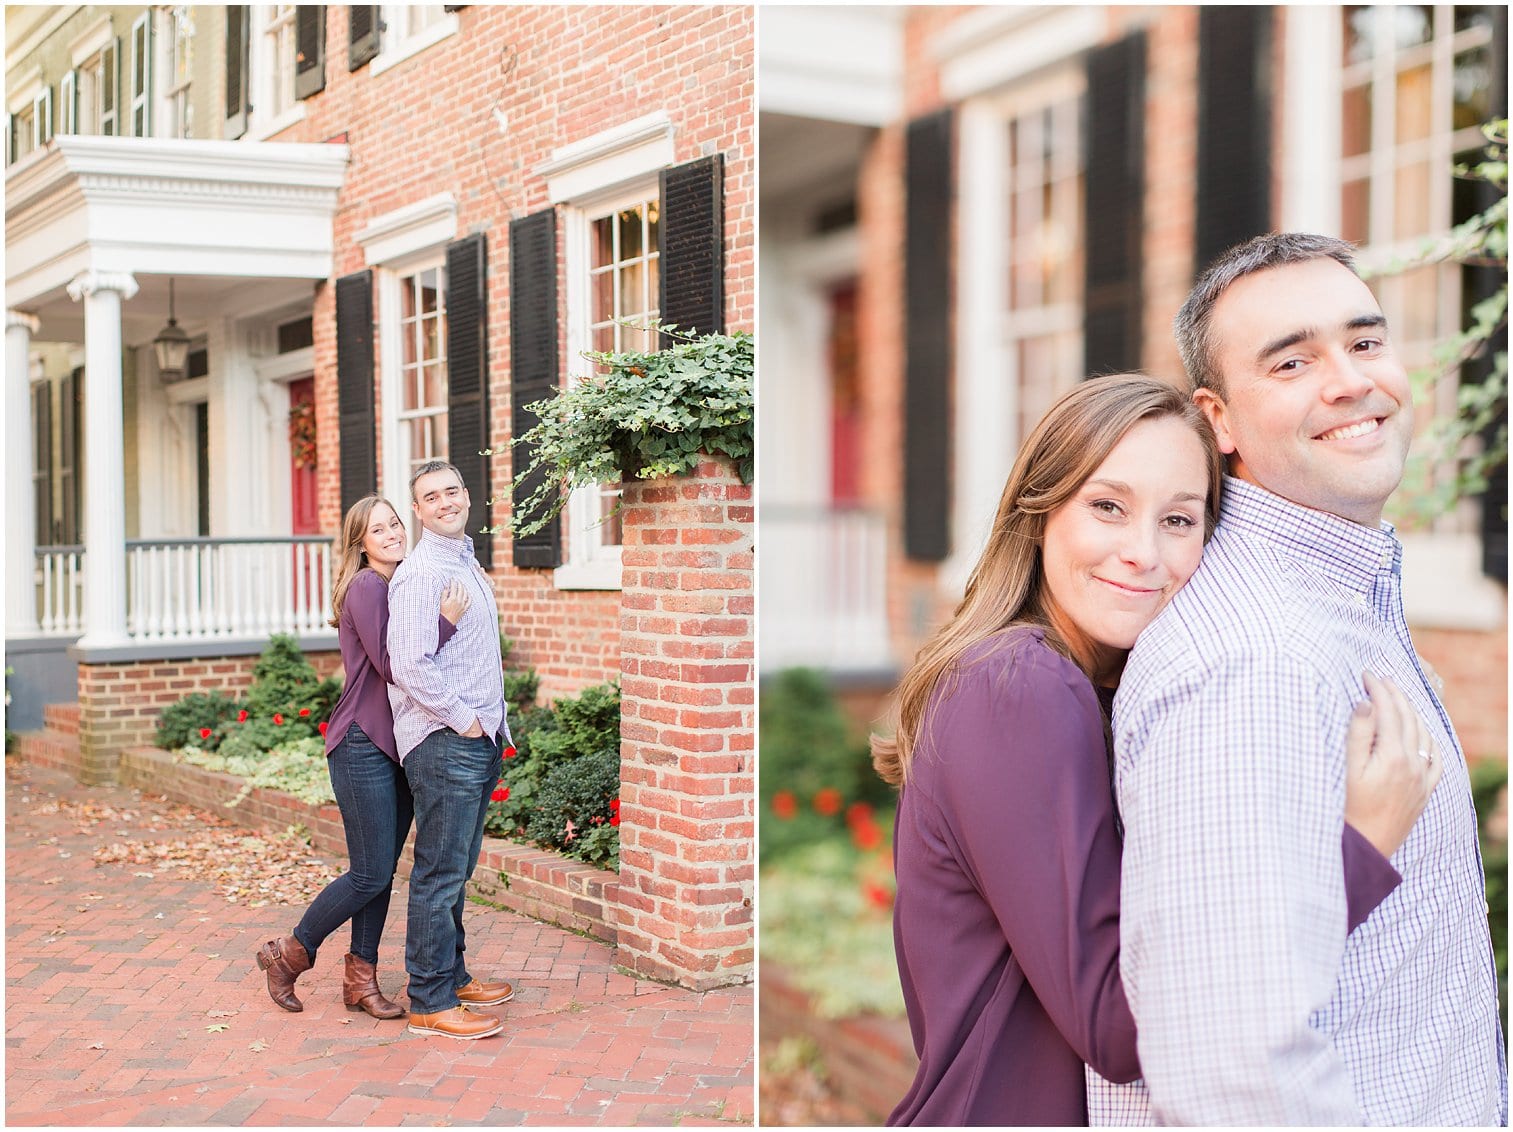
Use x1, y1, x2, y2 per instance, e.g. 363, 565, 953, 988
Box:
66, 270, 139, 648
6, 310, 41, 636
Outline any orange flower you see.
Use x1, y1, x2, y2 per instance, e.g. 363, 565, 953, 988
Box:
813, 787, 843, 817
771, 791, 797, 820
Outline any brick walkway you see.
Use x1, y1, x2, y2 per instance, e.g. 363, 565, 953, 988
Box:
5, 759, 753, 1126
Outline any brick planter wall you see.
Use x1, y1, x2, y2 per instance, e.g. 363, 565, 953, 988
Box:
74, 651, 341, 785
113, 746, 617, 942
612, 457, 755, 989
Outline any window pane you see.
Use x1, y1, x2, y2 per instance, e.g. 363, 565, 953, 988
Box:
401, 278, 416, 323
1396, 264, 1440, 342
645, 256, 660, 320
591, 269, 614, 325
419, 270, 439, 316
620, 207, 644, 260
647, 201, 660, 249
619, 261, 645, 325
1390, 5, 1432, 49
1344, 6, 1376, 64
592, 216, 614, 269
1453, 48, 1491, 129
593, 324, 616, 354
421, 315, 440, 364
1394, 158, 1431, 239
598, 486, 623, 547
1341, 178, 1371, 245
1454, 6, 1495, 34
1395, 63, 1433, 144
402, 366, 420, 411
424, 363, 446, 410
1342, 82, 1373, 157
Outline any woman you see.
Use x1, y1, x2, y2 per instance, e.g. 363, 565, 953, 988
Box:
874, 376, 1440, 1125
257, 495, 468, 1017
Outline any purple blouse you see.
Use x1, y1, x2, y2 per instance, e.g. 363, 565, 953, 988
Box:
324, 567, 456, 762
886, 627, 1401, 1127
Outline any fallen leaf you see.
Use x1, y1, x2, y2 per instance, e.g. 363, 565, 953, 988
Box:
206, 1010, 238, 1019
206, 1024, 228, 1033
248, 1039, 267, 1052
133, 872, 154, 879
87, 1042, 105, 1050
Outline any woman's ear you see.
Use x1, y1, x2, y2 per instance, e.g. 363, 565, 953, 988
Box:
1192, 387, 1237, 455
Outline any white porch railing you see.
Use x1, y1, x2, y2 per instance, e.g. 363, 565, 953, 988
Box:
759, 505, 893, 673
34, 536, 335, 642
35, 545, 85, 636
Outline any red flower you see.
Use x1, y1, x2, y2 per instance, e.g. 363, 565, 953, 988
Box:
503, 745, 518, 759
852, 820, 883, 852
298, 707, 311, 717
318, 721, 329, 736
237, 710, 248, 723
845, 801, 874, 829
490, 787, 508, 803
813, 787, 843, 817
771, 791, 797, 820
273, 713, 284, 725
199, 727, 212, 740
862, 881, 893, 910
609, 798, 622, 827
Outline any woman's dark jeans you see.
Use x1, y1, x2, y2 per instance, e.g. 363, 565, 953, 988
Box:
292, 724, 413, 965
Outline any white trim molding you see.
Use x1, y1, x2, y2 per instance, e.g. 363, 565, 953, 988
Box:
356, 193, 458, 267
934, 5, 1105, 103
370, 7, 460, 78
540, 112, 675, 204
66, 269, 139, 301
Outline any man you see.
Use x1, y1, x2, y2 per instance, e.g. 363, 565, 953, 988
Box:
1087, 233, 1506, 1123
388, 459, 514, 1040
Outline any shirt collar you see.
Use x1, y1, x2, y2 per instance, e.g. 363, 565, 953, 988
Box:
1218, 476, 1401, 593
418, 525, 475, 561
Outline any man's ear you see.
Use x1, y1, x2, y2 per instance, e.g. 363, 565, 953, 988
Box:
1192, 387, 1237, 455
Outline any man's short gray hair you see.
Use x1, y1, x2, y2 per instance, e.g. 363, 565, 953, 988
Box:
408, 459, 465, 501
1174, 233, 1360, 396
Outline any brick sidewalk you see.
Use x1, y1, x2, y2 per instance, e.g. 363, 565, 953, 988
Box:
4, 759, 753, 1127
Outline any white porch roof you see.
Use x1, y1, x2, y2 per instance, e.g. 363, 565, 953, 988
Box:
5, 134, 349, 341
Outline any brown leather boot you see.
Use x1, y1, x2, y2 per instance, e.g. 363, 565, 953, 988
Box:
343, 953, 405, 1019
256, 934, 311, 1012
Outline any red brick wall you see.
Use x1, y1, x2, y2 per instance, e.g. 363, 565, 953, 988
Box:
612, 457, 754, 988
274, 6, 752, 704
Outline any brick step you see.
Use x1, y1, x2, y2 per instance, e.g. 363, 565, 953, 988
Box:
42, 702, 81, 735
15, 729, 83, 778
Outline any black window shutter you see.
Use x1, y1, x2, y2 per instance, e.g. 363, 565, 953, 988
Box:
336, 271, 377, 514
1475, 7, 1508, 581
659, 155, 724, 343
1195, 8, 1273, 271
295, 5, 327, 100
446, 233, 492, 570
1083, 32, 1147, 377
32, 382, 53, 547
348, 6, 380, 71
903, 109, 953, 562
225, 5, 250, 139
509, 209, 562, 569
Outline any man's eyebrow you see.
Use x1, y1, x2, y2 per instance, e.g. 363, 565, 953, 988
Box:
1255, 313, 1389, 366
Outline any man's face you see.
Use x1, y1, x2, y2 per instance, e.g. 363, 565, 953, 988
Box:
1193, 258, 1412, 526
411, 468, 471, 539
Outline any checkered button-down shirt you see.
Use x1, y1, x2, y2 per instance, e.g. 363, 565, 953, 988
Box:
387, 527, 509, 762
1087, 477, 1506, 1126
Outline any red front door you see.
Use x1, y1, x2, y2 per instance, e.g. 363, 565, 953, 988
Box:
289, 378, 319, 535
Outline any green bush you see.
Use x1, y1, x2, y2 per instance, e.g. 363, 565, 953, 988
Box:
760, 668, 886, 862
527, 745, 621, 869
1471, 757, 1508, 1030
484, 704, 558, 839
503, 667, 541, 713
154, 691, 244, 751
243, 633, 341, 727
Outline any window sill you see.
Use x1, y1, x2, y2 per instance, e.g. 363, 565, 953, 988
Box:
246, 101, 307, 141
370, 16, 460, 78
553, 557, 623, 591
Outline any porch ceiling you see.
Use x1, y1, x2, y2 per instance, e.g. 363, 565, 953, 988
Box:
5, 135, 349, 341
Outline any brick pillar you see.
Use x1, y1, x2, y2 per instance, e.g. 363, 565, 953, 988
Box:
612, 455, 754, 989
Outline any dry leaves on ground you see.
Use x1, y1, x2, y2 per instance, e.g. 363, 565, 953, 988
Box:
93, 827, 344, 908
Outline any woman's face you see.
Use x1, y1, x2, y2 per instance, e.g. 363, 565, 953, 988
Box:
1041, 415, 1210, 665
361, 503, 407, 575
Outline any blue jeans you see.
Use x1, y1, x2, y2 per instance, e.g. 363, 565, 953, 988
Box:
292, 724, 413, 965
402, 728, 501, 1013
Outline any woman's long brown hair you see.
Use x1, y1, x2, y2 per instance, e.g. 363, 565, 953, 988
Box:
871, 375, 1223, 788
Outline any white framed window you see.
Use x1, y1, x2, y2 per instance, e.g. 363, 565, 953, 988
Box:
75, 41, 120, 136
128, 11, 152, 137
371, 5, 459, 77
161, 4, 193, 138
395, 263, 450, 483
247, 4, 305, 138
59, 70, 75, 135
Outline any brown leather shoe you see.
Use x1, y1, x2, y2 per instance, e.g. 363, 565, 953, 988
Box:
407, 1006, 503, 1039
256, 934, 311, 1012
455, 977, 516, 1006
343, 953, 405, 1019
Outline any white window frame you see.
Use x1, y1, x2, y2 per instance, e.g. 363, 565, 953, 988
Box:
72, 37, 120, 137
370, 6, 459, 78
128, 10, 152, 137
246, 4, 306, 139
156, 4, 193, 139
1281, 4, 1504, 629
59, 70, 75, 135
7, 73, 42, 166
948, 65, 1086, 596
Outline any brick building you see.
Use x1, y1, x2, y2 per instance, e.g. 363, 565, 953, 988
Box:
7, 3, 754, 731
760, 4, 1508, 762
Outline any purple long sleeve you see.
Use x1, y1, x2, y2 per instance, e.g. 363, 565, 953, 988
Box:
324, 568, 458, 762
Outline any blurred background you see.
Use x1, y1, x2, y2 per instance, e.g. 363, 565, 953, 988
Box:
757, 5, 1508, 1123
